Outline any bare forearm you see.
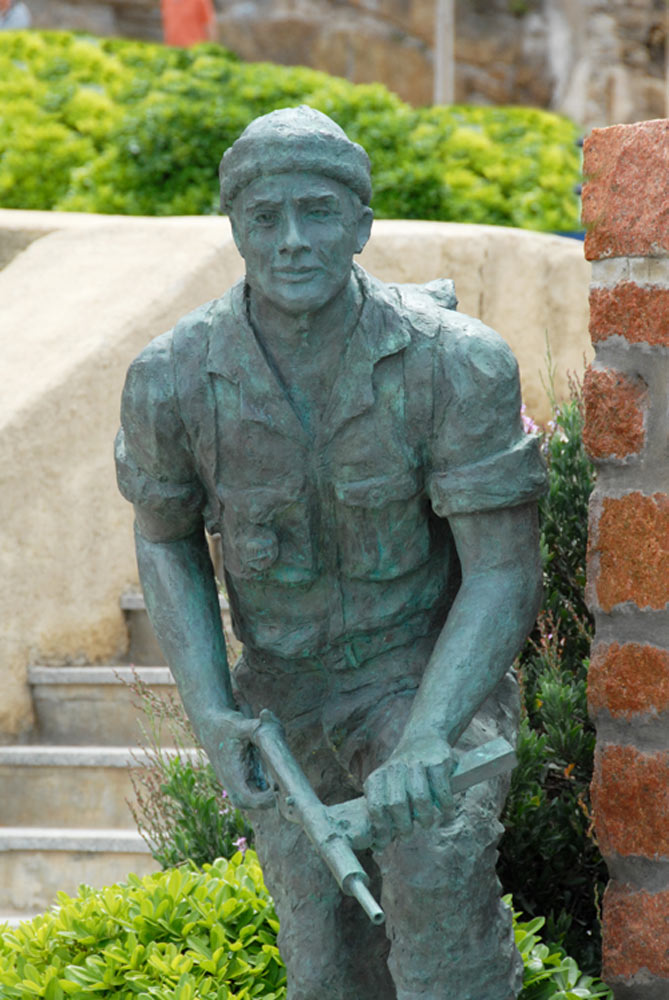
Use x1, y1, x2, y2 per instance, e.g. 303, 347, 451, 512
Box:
134, 525, 235, 750
406, 568, 541, 747
401, 503, 542, 748
364, 501, 542, 840
134, 525, 273, 810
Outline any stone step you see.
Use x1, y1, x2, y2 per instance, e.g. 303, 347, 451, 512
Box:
0, 828, 161, 913
28, 665, 181, 745
0, 745, 201, 827
120, 590, 167, 667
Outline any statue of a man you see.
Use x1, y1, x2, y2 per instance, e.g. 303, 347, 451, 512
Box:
116, 106, 547, 1000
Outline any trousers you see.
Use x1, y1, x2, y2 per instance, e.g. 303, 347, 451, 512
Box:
234, 630, 523, 1000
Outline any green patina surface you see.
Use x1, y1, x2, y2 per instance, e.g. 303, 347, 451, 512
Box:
117, 107, 546, 1000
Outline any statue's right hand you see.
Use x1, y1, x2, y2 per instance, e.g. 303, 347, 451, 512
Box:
205, 710, 275, 811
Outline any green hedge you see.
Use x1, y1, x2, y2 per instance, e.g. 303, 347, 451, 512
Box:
0, 852, 611, 999
0, 31, 581, 228
499, 390, 606, 977
0, 853, 284, 1000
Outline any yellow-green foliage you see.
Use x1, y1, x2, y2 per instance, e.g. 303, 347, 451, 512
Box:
0, 860, 611, 1000
0, 852, 285, 1000
0, 30, 581, 228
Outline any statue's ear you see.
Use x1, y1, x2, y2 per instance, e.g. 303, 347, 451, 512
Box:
356, 206, 373, 254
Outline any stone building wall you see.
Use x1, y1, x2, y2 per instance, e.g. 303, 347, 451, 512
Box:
27, 0, 162, 41
582, 119, 669, 998
25, 0, 668, 128
551, 0, 667, 131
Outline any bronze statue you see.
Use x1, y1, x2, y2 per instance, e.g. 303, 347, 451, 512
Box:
116, 106, 546, 1000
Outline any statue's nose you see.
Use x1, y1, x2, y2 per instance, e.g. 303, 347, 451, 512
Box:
278, 212, 309, 253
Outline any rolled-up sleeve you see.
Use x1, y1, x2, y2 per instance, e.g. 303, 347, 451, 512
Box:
427, 317, 547, 518
115, 331, 204, 542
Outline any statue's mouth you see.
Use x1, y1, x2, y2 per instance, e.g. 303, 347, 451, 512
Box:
275, 267, 320, 282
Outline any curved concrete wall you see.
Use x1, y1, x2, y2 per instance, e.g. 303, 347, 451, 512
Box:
0, 210, 591, 739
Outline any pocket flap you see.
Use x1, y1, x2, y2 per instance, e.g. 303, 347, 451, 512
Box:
218, 482, 304, 523
334, 470, 419, 509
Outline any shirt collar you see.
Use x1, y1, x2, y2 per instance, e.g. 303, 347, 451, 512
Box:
320, 264, 411, 439
205, 265, 412, 439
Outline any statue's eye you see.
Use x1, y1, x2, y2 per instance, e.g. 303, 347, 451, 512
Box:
307, 208, 331, 220
254, 211, 278, 227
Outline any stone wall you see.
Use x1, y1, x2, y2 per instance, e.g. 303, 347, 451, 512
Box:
553, 0, 667, 131
28, 0, 162, 41
25, 0, 668, 129
582, 119, 669, 998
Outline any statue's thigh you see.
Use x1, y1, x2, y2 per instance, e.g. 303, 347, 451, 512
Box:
374, 780, 521, 1000
248, 804, 394, 1000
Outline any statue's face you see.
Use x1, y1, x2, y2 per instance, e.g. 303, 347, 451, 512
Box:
231, 171, 372, 315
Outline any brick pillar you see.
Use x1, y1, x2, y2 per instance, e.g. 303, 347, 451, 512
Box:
582, 119, 669, 1000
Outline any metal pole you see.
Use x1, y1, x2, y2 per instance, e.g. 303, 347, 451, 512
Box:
434, 0, 455, 105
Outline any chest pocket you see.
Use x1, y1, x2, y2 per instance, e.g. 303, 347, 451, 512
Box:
219, 482, 316, 583
333, 469, 431, 580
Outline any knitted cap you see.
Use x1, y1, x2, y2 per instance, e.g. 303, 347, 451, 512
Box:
220, 105, 372, 212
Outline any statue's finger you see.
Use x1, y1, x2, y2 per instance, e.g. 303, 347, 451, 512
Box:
426, 762, 455, 818
385, 766, 412, 837
364, 771, 395, 850
371, 824, 392, 853
406, 764, 433, 828
227, 783, 275, 811
364, 769, 389, 829
216, 752, 275, 811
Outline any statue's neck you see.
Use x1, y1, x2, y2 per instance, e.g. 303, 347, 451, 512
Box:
247, 274, 361, 360
246, 274, 363, 432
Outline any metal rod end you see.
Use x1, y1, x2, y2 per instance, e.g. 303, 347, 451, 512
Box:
346, 874, 385, 925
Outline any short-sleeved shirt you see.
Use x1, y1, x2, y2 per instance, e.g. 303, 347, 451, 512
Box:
161, 0, 215, 46
116, 265, 546, 660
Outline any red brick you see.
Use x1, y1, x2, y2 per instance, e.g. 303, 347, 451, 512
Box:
582, 119, 669, 260
589, 642, 669, 718
583, 367, 646, 459
589, 283, 669, 347
592, 745, 669, 859
603, 882, 669, 981
591, 493, 669, 611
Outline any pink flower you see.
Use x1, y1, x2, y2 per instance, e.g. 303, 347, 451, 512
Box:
233, 835, 248, 854
520, 404, 540, 436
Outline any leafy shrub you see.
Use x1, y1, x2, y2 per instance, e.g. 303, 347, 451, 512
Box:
0, 857, 610, 1000
499, 387, 607, 976
127, 672, 254, 870
0, 31, 581, 228
512, 902, 611, 999
538, 388, 593, 657
0, 852, 285, 1000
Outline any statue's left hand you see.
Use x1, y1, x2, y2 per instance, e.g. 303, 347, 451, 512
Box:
363, 734, 456, 848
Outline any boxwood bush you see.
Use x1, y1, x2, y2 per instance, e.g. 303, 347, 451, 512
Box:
0, 31, 581, 228
0, 853, 284, 1000
0, 852, 611, 999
